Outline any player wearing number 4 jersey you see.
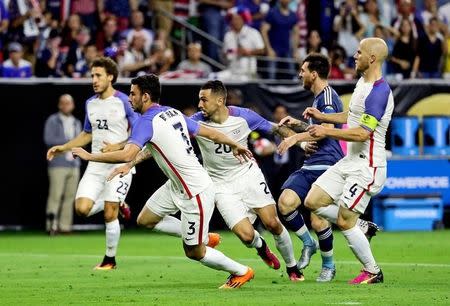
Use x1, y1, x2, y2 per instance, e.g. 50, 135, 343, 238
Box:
47, 57, 138, 270
72, 74, 255, 289
191, 80, 304, 281
302, 38, 393, 284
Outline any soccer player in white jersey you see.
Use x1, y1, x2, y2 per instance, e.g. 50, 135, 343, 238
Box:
191, 80, 304, 281
47, 57, 138, 269
301, 38, 393, 284
72, 74, 255, 289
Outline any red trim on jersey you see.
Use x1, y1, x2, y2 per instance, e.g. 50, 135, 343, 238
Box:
349, 167, 377, 210
151, 143, 193, 199
369, 133, 374, 167
195, 194, 204, 245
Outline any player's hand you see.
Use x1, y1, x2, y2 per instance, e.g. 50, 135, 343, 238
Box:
101, 141, 122, 153
107, 163, 132, 181
71, 147, 91, 160
304, 141, 318, 157
278, 115, 300, 128
47, 145, 65, 161
307, 125, 327, 138
277, 135, 297, 155
303, 107, 322, 121
232, 145, 253, 164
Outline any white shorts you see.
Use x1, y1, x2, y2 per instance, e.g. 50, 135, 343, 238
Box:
76, 162, 133, 203
215, 164, 275, 229
145, 180, 215, 246
314, 158, 386, 214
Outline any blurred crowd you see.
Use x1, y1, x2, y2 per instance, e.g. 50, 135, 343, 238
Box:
0, 0, 448, 80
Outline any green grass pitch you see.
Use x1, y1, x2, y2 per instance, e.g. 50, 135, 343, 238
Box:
1, 230, 449, 305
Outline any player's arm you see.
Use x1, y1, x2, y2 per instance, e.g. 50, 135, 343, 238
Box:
101, 140, 128, 152
303, 107, 348, 124
278, 116, 310, 132
72, 143, 141, 163
307, 124, 370, 142
197, 125, 253, 163
47, 131, 92, 161
107, 145, 153, 181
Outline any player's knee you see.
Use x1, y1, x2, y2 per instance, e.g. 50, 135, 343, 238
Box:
310, 215, 327, 231
235, 227, 255, 245
277, 191, 300, 215
336, 215, 351, 230
263, 217, 283, 234
136, 213, 153, 228
103, 210, 117, 223
74, 201, 90, 217
304, 194, 317, 211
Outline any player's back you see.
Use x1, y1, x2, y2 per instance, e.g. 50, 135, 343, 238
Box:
304, 86, 344, 168
347, 78, 394, 167
130, 105, 212, 199
191, 106, 272, 183
84, 91, 137, 154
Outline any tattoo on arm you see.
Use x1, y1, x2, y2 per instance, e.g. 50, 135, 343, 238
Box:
292, 120, 309, 132
131, 146, 152, 167
273, 124, 295, 138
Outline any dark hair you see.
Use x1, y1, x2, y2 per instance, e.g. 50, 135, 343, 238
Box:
91, 57, 119, 84
131, 74, 161, 103
303, 53, 330, 79
200, 80, 227, 100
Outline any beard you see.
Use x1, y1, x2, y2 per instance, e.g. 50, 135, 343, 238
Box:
302, 80, 311, 90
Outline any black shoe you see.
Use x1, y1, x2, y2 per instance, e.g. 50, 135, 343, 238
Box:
365, 221, 381, 242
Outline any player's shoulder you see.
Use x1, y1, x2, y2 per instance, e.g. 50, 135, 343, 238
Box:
372, 78, 391, 92
86, 94, 98, 104
228, 106, 257, 118
114, 90, 129, 101
190, 111, 206, 122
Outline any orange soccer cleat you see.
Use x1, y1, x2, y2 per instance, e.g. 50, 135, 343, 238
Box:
207, 232, 221, 248
219, 267, 254, 289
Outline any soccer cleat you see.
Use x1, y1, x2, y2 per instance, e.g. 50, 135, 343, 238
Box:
207, 232, 221, 248
316, 266, 336, 282
256, 237, 281, 270
219, 267, 254, 289
365, 221, 380, 242
94, 256, 116, 270
286, 265, 305, 282
349, 269, 384, 284
297, 239, 319, 270
119, 202, 131, 221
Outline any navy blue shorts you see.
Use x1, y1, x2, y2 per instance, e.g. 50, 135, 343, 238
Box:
281, 169, 326, 202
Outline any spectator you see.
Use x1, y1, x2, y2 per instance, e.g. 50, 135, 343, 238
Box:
198, 0, 234, 63
390, 18, 417, 79
419, 0, 448, 34
333, 0, 365, 64
1, 42, 32, 77
328, 44, 354, 80
35, 28, 66, 77
44, 94, 81, 235
238, 0, 270, 30
149, 0, 174, 47
123, 10, 153, 54
391, 0, 425, 40
69, 0, 98, 31
119, 32, 149, 77
261, 0, 299, 79
412, 17, 445, 78
64, 26, 91, 77
0, 0, 9, 59
60, 13, 83, 48
359, 0, 392, 38
99, 0, 138, 32
95, 15, 121, 54
176, 42, 212, 78
147, 39, 174, 75
223, 11, 265, 79
296, 30, 328, 64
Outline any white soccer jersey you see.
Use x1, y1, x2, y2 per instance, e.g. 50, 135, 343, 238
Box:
128, 105, 212, 199
191, 106, 273, 183
84, 91, 137, 154
346, 78, 394, 167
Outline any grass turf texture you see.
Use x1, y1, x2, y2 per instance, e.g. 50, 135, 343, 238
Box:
0, 230, 449, 305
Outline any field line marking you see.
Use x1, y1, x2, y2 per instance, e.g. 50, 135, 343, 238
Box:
0, 253, 449, 268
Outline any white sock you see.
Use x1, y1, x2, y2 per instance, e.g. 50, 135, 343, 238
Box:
154, 215, 182, 237
314, 205, 339, 224
341, 226, 380, 274
245, 230, 263, 248
273, 226, 297, 268
87, 200, 104, 217
199, 246, 248, 276
105, 219, 120, 257
357, 219, 369, 234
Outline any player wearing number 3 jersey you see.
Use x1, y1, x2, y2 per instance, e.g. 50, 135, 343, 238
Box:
71, 74, 255, 289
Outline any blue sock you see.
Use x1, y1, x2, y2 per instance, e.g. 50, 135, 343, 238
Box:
282, 210, 315, 247
316, 227, 334, 269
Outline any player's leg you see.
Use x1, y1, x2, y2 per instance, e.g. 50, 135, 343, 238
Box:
255, 204, 304, 281
216, 192, 280, 269
181, 184, 253, 289
310, 213, 336, 282
337, 167, 386, 284
74, 171, 103, 217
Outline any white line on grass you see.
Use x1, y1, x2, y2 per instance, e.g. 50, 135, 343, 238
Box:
0, 253, 449, 268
